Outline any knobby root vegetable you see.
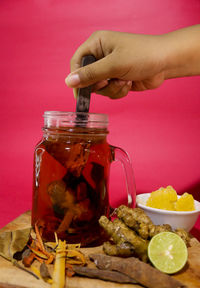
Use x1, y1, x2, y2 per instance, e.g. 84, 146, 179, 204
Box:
116, 205, 173, 239
116, 205, 190, 244
103, 241, 135, 257
99, 216, 148, 261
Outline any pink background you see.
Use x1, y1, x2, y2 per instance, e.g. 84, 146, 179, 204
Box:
1, 0, 200, 237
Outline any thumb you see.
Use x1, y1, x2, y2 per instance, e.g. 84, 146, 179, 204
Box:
65, 54, 116, 88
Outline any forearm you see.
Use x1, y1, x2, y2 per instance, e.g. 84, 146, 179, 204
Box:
163, 25, 200, 79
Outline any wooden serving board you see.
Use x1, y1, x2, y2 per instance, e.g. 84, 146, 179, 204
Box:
0, 211, 200, 288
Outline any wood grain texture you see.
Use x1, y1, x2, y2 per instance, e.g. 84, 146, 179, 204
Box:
0, 211, 200, 288
0, 283, 28, 288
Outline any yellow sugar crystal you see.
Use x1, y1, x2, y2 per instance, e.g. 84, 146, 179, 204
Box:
166, 186, 178, 202
175, 192, 195, 211
146, 186, 177, 211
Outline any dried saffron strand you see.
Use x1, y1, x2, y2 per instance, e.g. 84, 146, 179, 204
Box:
52, 240, 66, 288
34, 254, 45, 263
28, 246, 49, 260
34, 223, 52, 258
45, 254, 54, 265
29, 224, 54, 264
35, 223, 45, 252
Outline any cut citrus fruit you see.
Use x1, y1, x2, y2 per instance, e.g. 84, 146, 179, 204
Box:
148, 232, 188, 274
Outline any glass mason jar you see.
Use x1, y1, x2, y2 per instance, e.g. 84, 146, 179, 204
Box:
32, 111, 136, 246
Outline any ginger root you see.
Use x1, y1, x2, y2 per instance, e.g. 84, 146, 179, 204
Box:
99, 205, 190, 260
116, 205, 190, 244
99, 216, 148, 261
116, 205, 173, 239
175, 228, 190, 244
103, 241, 135, 257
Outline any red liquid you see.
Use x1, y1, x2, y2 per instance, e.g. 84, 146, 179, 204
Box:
32, 133, 112, 246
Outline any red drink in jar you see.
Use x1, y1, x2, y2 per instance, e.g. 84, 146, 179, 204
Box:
32, 112, 136, 246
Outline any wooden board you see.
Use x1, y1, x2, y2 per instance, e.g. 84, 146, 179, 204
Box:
0, 211, 200, 288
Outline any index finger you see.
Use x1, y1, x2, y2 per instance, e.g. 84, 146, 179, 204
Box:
70, 32, 104, 73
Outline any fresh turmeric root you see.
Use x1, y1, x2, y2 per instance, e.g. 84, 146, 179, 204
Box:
116, 205, 190, 244
99, 216, 148, 261
116, 205, 173, 239
103, 241, 135, 257
99, 205, 190, 260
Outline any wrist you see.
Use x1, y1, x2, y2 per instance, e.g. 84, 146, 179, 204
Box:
162, 25, 200, 79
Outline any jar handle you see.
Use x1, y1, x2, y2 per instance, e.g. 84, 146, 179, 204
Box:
111, 145, 136, 209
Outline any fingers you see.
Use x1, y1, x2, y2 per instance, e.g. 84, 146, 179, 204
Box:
65, 54, 119, 88
73, 80, 109, 99
92, 80, 109, 92
70, 31, 105, 73
95, 79, 132, 99
73, 79, 132, 100
70, 44, 92, 74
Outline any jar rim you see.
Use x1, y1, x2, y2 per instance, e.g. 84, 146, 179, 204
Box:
44, 111, 108, 118
43, 111, 109, 129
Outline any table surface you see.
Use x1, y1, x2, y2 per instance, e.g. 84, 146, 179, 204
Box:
0, 211, 200, 288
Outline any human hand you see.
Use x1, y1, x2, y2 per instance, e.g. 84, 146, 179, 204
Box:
65, 31, 167, 99
65, 26, 200, 99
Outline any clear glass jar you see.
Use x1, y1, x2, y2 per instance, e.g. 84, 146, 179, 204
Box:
32, 111, 136, 246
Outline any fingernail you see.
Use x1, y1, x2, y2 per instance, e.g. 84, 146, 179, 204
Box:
65, 73, 80, 87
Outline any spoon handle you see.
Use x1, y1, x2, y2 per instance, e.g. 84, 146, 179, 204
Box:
76, 55, 96, 113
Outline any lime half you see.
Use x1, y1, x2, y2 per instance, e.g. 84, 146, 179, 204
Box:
148, 232, 188, 274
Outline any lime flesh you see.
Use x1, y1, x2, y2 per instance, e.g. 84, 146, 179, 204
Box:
148, 232, 188, 274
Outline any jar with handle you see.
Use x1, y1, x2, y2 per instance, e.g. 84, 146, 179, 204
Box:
32, 111, 136, 246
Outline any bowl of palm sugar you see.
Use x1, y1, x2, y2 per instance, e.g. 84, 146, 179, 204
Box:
136, 186, 200, 231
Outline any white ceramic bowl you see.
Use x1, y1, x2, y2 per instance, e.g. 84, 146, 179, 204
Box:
136, 193, 200, 232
